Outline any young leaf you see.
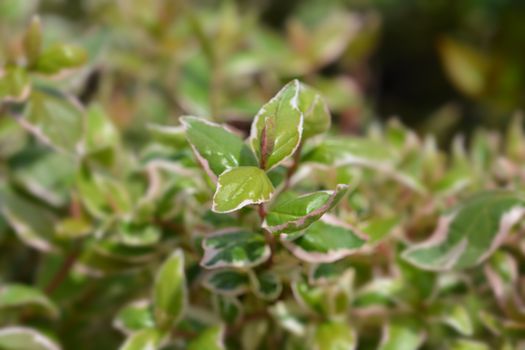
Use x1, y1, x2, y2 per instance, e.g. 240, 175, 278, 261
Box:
0, 284, 59, 318
440, 304, 473, 336
314, 321, 357, 350
212, 166, 274, 213
23, 16, 42, 66
181, 116, 257, 178
264, 184, 348, 234
188, 326, 225, 350
281, 216, 367, 263
153, 250, 187, 330
202, 269, 250, 296
402, 191, 525, 270
201, 230, 270, 269
249, 80, 304, 170
297, 83, 331, 139
0, 327, 61, 350
120, 328, 162, 350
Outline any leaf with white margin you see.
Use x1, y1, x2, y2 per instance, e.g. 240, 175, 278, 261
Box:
264, 184, 348, 234
202, 269, 250, 296
113, 300, 155, 335
25, 89, 84, 153
120, 328, 162, 350
201, 230, 270, 269
187, 325, 225, 350
153, 250, 187, 331
282, 215, 367, 263
402, 191, 525, 271
213, 295, 243, 324
212, 167, 274, 213
0, 186, 57, 252
0, 327, 61, 350
249, 80, 304, 170
249, 270, 283, 301
378, 319, 426, 350
314, 321, 356, 350
0, 284, 59, 319
440, 304, 473, 336
181, 116, 257, 179
297, 83, 331, 139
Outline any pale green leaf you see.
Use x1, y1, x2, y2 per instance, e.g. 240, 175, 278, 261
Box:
297, 83, 331, 139
34, 44, 87, 75
188, 326, 225, 350
314, 321, 356, 350
153, 250, 187, 330
201, 230, 270, 269
0, 66, 31, 103
379, 319, 425, 350
0, 327, 61, 350
264, 184, 348, 234
403, 191, 525, 270
182, 116, 257, 178
114, 300, 155, 334
120, 328, 162, 350
441, 304, 473, 336
212, 166, 274, 213
0, 284, 58, 318
249, 80, 303, 170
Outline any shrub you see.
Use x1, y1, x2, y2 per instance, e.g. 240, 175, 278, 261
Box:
1, 14, 525, 350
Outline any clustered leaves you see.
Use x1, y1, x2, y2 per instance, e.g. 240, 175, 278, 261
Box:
1, 9, 525, 350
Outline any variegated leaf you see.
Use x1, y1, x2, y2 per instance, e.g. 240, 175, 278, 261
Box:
264, 184, 348, 234
188, 325, 225, 350
202, 269, 250, 296
201, 230, 270, 269
0, 327, 61, 350
403, 191, 525, 270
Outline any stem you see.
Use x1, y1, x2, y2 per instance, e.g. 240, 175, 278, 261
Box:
44, 249, 80, 295
283, 143, 302, 191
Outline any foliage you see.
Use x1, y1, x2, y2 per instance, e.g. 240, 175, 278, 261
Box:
1, 2, 525, 350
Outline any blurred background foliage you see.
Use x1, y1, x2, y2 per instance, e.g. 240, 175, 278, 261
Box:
2, 0, 524, 147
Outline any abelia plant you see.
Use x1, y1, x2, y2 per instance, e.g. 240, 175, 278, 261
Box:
1, 16, 525, 350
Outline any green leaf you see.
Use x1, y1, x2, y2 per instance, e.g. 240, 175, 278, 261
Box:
378, 319, 425, 350
182, 116, 257, 178
440, 304, 473, 336
114, 300, 155, 334
297, 83, 331, 139
0, 186, 57, 252
264, 184, 348, 234
0, 327, 61, 350
25, 89, 84, 152
153, 250, 187, 330
212, 166, 274, 213
402, 191, 525, 270
213, 295, 243, 324
0, 284, 58, 318
360, 217, 400, 243
250, 270, 283, 301
0, 66, 31, 103
84, 104, 120, 166
202, 269, 250, 296
34, 44, 87, 75
314, 321, 356, 350
188, 326, 225, 350
120, 328, 162, 350
281, 216, 366, 263
201, 230, 270, 269
450, 339, 489, 350
249, 80, 304, 170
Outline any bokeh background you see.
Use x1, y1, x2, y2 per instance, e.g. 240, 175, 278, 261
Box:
2, 0, 524, 147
